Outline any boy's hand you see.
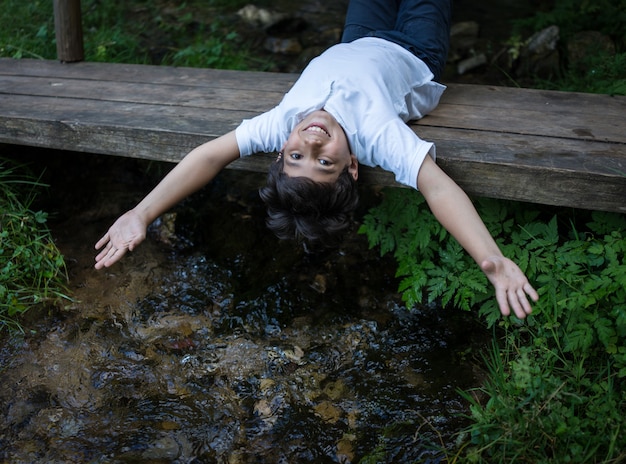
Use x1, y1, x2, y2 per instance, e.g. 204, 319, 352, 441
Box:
481, 256, 539, 319
94, 210, 147, 269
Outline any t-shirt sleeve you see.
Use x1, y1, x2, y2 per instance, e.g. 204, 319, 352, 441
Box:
361, 119, 436, 190
235, 106, 290, 157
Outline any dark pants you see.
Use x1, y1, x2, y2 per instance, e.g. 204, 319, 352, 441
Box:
341, 0, 452, 81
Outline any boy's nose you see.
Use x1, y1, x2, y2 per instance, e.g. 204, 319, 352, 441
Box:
301, 139, 321, 156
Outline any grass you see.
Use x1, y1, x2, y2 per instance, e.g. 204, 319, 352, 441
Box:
0, 159, 70, 332
0, 0, 274, 70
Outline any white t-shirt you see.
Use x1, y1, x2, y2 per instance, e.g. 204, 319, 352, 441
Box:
236, 37, 446, 189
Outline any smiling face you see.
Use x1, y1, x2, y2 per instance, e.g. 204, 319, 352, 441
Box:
281, 110, 358, 183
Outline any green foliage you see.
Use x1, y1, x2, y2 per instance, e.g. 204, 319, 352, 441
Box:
535, 49, 626, 96
0, 160, 70, 332
512, 0, 626, 45
459, 337, 625, 463
161, 27, 250, 70
508, 0, 626, 95
0, 0, 271, 70
359, 192, 504, 312
0, 0, 56, 59
359, 191, 626, 462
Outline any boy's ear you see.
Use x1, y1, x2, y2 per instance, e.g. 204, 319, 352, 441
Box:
349, 154, 359, 181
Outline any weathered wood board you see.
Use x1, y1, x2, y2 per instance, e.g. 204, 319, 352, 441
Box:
1, 58, 624, 212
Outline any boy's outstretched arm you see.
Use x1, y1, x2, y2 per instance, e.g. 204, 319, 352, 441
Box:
94, 130, 241, 269
416, 156, 539, 318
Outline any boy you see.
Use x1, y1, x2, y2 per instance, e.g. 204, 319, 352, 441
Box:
95, 0, 539, 319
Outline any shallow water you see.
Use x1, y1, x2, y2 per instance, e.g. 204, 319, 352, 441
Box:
0, 151, 490, 463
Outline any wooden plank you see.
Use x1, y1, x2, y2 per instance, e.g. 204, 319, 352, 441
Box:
0, 94, 251, 151
421, 103, 624, 142
4, 93, 620, 172
3, 74, 624, 145
3, 93, 622, 212
0, 58, 297, 91
2, 59, 623, 138
3, 61, 624, 144
426, 130, 625, 212
0, 75, 285, 114
419, 126, 622, 175
441, 84, 626, 118
0, 58, 624, 213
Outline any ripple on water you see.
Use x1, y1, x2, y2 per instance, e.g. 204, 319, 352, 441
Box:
1, 152, 490, 463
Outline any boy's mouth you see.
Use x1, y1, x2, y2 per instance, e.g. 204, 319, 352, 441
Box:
303, 124, 330, 137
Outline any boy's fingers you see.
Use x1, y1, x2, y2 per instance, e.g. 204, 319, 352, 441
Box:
95, 233, 110, 250
525, 283, 540, 302
496, 287, 510, 317
104, 249, 124, 267
95, 246, 126, 269
513, 293, 528, 319
507, 290, 523, 319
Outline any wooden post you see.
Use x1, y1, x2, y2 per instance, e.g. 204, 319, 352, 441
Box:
53, 0, 84, 62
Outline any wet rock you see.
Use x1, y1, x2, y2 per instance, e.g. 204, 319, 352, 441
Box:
253, 385, 288, 429
516, 25, 561, 79
322, 379, 347, 400
151, 212, 178, 245
127, 313, 212, 343
141, 434, 180, 461
237, 4, 286, 30
181, 352, 220, 378
336, 433, 356, 463
6, 400, 39, 427
310, 273, 327, 293
313, 400, 342, 423
266, 344, 306, 374
527, 25, 560, 56
457, 53, 488, 75
447, 20, 487, 76
157, 335, 197, 353
31, 408, 82, 438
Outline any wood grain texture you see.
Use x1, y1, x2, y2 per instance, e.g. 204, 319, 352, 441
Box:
1, 58, 624, 212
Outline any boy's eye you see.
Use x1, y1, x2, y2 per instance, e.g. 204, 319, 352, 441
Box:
319, 159, 331, 166
290, 153, 302, 160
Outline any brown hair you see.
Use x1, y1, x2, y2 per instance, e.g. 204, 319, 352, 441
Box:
259, 157, 359, 249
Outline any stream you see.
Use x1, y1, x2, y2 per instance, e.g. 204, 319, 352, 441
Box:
1, 150, 490, 463
0, 1, 541, 462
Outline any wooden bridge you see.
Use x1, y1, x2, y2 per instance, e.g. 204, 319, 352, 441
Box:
1, 57, 624, 213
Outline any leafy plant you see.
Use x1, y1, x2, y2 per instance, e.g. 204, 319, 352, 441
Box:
0, 159, 70, 332
359, 192, 513, 312
359, 190, 626, 462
